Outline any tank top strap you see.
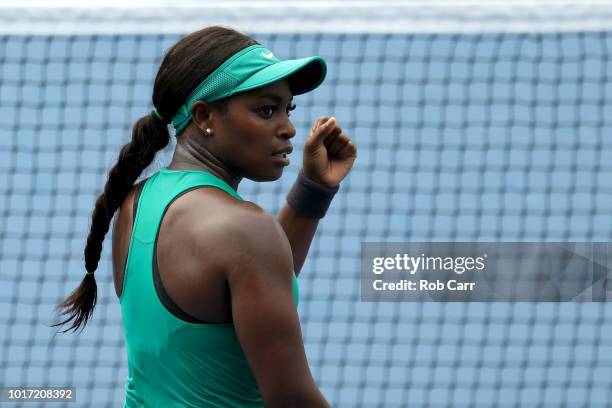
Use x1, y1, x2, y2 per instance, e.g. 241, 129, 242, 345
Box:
132, 168, 242, 244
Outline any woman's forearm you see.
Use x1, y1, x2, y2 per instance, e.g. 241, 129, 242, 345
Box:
277, 203, 320, 276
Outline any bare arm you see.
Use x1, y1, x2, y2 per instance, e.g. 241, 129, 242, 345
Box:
277, 203, 319, 276
223, 209, 330, 408
279, 116, 356, 277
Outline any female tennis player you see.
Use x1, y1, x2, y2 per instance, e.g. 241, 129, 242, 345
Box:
53, 26, 356, 407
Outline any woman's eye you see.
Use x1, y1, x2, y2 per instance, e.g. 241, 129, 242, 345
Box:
259, 106, 275, 119
287, 103, 296, 116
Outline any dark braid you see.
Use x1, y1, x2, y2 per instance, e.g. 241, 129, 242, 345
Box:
53, 26, 258, 334
52, 115, 170, 333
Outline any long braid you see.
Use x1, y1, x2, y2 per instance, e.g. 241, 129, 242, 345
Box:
53, 115, 169, 333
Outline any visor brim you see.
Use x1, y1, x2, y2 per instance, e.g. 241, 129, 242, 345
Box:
231, 56, 326, 97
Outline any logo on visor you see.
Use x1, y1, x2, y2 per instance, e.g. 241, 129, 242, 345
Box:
262, 52, 274, 59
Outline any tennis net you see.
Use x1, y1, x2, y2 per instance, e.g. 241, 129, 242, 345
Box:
1, 2, 612, 406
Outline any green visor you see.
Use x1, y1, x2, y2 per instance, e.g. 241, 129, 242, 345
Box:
171, 44, 326, 133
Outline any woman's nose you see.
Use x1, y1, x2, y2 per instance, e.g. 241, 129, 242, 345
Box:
279, 118, 296, 139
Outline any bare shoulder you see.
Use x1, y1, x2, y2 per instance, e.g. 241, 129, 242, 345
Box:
181, 188, 294, 275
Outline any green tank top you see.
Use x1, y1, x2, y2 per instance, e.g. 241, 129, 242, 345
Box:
120, 168, 299, 407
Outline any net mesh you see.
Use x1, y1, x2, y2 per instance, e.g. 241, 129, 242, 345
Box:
1, 6, 612, 407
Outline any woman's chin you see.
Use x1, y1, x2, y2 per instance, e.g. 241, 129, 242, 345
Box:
247, 168, 284, 182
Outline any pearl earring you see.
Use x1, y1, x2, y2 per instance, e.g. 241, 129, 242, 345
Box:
205, 128, 214, 135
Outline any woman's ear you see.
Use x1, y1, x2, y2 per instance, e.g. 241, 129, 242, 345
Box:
191, 101, 215, 134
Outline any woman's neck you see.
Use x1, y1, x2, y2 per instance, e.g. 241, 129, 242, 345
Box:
167, 139, 242, 191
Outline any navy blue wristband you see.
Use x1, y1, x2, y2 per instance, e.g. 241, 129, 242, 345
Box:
286, 170, 339, 219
